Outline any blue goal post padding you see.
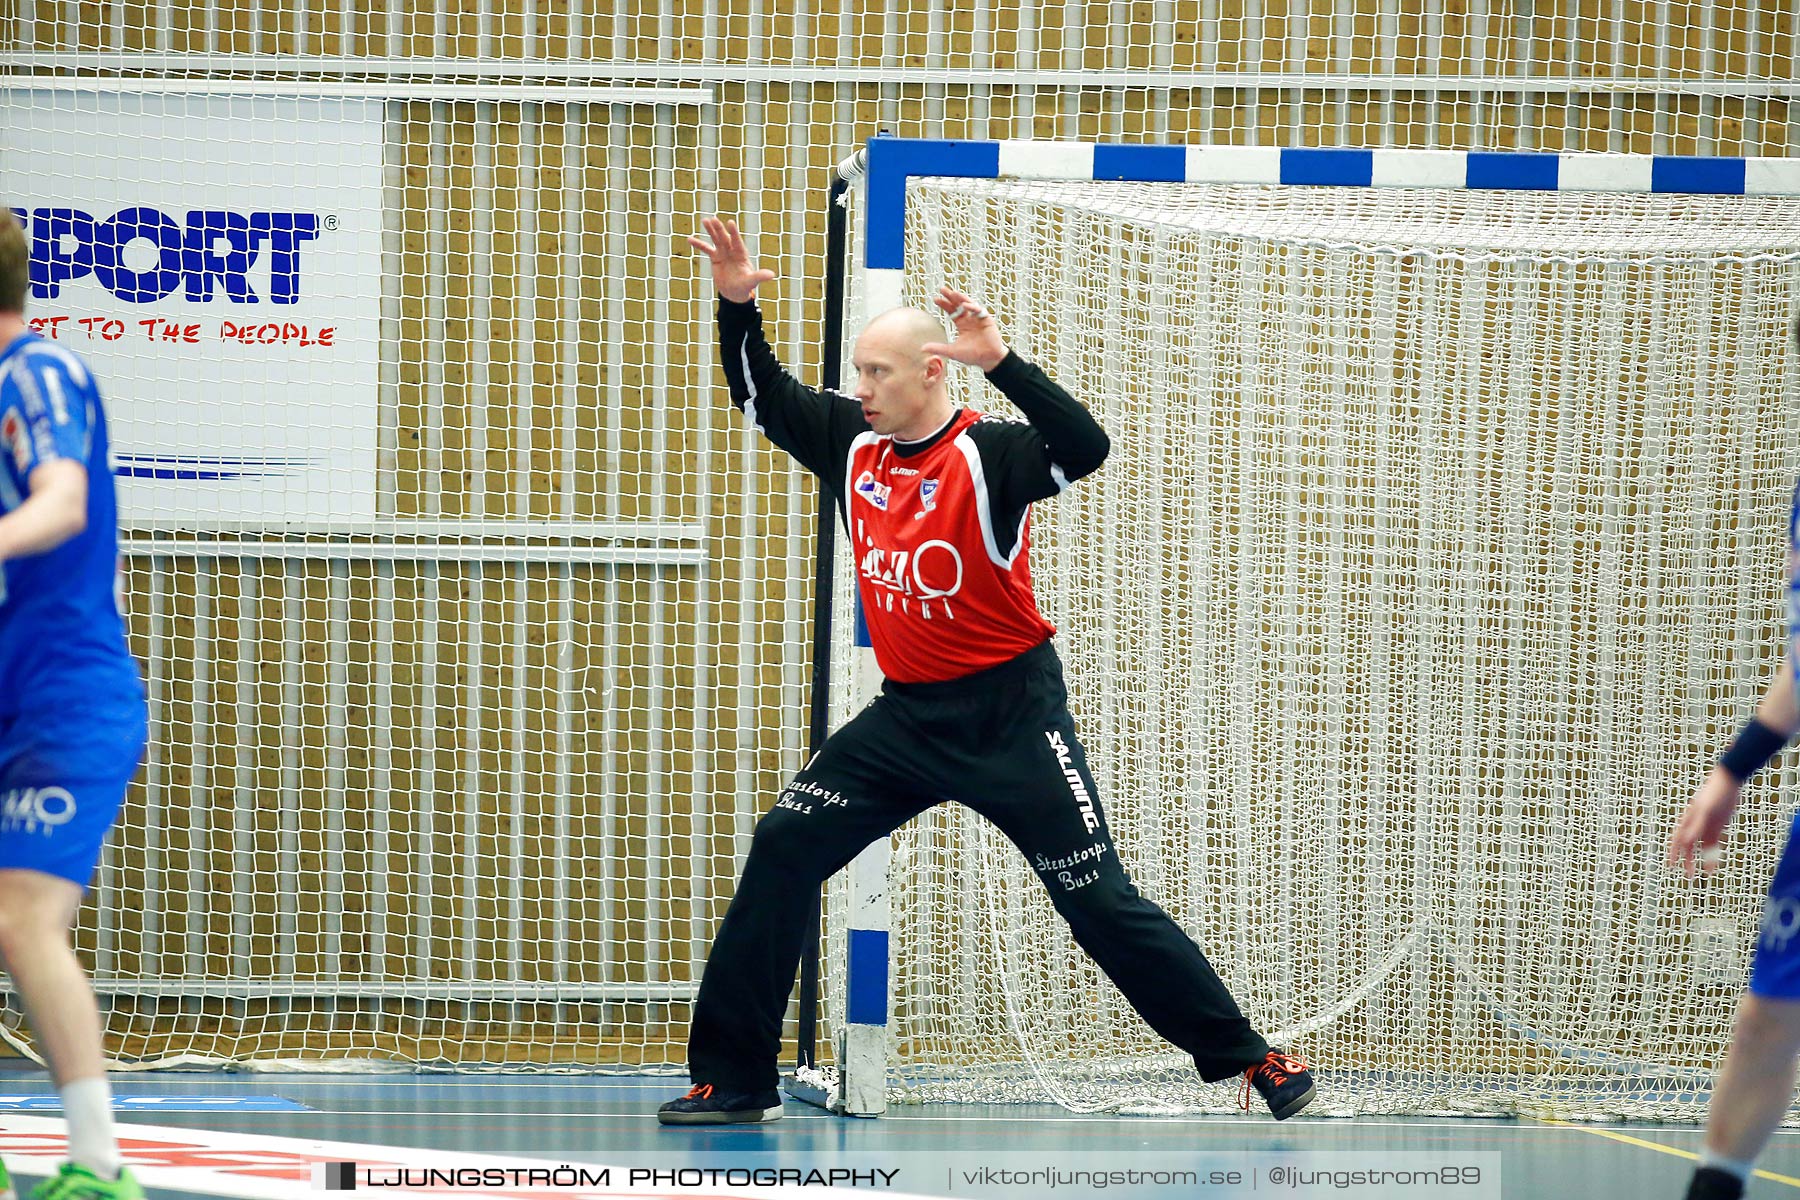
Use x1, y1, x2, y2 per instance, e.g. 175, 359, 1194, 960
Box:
860, 136, 1800, 272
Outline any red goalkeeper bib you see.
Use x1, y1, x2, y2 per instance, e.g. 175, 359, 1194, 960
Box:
845, 409, 1056, 683
713, 298, 1112, 686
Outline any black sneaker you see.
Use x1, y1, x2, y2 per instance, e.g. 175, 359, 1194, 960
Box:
1241, 1050, 1316, 1120
657, 1082, 784, 1126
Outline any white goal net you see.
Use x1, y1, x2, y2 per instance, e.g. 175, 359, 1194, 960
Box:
834, 176, 1800, 1119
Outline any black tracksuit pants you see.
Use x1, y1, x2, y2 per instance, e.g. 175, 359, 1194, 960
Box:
686, 638, 1271, 1093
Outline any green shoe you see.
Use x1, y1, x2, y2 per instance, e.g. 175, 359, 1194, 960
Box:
28, 1165, 143, 1200
0, 1158, 16, 1200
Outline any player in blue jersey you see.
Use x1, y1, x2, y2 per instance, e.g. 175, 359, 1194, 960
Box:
0, 210, 146, 1200
1670, 315, 1800, 1200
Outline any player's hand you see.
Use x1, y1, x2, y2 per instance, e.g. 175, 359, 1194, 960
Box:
1667, 765, 1744, 878
923, 287, 1009, 374
687, 216, 775, 304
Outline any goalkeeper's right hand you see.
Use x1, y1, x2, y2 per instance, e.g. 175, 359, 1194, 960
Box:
688, 215, 776, 304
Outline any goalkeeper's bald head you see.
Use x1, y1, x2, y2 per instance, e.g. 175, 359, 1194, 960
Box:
861, 307, 948, 361
850, 306, 956, 440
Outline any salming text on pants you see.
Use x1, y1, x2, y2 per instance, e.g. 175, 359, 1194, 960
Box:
686, 638, 1272, 1093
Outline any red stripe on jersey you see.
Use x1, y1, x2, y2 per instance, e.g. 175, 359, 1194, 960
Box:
846, 409, 1055, 683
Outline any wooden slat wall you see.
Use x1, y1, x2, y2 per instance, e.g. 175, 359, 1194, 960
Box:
4, 1, 1796, 85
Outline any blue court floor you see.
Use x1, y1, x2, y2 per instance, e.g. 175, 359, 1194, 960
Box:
1, 1069, 1798, 1199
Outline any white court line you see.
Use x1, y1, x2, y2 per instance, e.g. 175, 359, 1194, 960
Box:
102, 1115, 846, 1122
230, 1079, 900, 1088
155, 1107, 1800, 1141
884, 1113, 1800, 1140
206, 1077, 685, 1086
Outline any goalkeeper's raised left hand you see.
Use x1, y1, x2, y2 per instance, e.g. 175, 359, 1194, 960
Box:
923, 287, 1009, 374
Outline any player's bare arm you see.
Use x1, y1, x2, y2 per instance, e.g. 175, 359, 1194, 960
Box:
1669, 657, 1800, 877
0, 459, 87, 561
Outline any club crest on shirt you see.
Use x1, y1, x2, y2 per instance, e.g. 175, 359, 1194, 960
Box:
1, 409, 28, 476
914, 478, 939, 520
854, 469, 890, 510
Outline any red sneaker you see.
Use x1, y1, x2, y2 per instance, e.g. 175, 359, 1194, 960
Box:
1241, 1050, 1316, 1120
657, 1082, 785, 1125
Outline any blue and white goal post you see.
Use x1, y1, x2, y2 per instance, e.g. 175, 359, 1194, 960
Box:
794, 135, 1800, 1119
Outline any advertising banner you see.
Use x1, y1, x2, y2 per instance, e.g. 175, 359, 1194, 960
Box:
0, 91, 384, 526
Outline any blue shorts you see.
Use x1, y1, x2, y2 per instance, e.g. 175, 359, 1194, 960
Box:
1750, 811, 1800, 998
0, 738, 141, 888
